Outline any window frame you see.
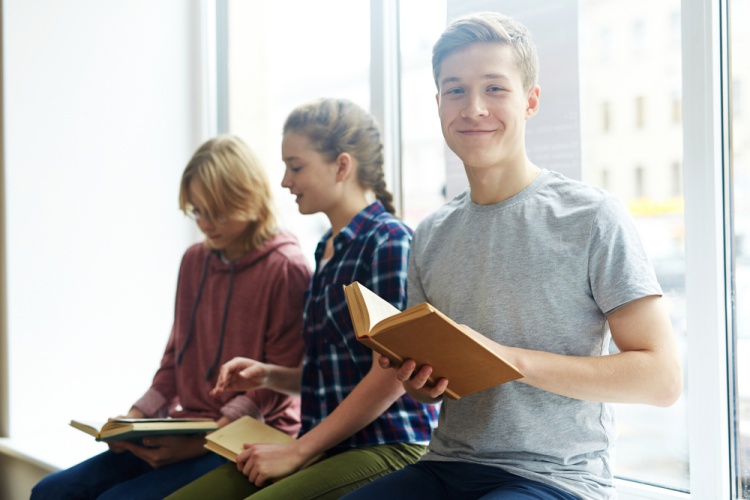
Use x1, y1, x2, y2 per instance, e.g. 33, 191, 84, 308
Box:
208, 0, 737, 497
385, 1, 733, 497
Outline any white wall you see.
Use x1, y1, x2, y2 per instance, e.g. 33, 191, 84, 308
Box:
2, 0, 206, 472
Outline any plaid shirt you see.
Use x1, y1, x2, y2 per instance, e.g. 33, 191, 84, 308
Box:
299, 201, 438, 450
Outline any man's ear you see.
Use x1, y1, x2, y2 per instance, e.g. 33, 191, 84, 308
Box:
335, 152, 354, 182
525, 85, 541, 119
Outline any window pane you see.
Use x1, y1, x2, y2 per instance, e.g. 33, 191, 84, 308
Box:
226, 0, 371, 260
399, 0, 448, 228
580, 0, 688, 490
731, 0, 750, 495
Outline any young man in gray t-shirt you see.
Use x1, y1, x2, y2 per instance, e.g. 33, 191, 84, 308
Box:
343, 11, 682, 500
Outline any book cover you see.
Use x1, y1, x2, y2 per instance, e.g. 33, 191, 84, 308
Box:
344, 281, 524, 399
70, 418, 219, 442
204, 416, 296, 462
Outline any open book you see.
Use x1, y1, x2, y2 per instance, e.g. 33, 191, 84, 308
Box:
70, 418, 219, 442
204, 416, 295, 462
343, 281, 523, 400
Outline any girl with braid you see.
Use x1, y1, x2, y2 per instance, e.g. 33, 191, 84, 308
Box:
168, 98, 438, 500
32, 136, 311, 500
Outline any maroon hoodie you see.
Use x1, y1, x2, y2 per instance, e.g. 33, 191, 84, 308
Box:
132, 230, 311, 436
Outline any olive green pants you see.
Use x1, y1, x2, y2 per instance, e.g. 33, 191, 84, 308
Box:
165, 442, 428, 500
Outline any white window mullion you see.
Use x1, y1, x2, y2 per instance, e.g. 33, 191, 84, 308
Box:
682, 0, 732, 497
370, 0, 403, 215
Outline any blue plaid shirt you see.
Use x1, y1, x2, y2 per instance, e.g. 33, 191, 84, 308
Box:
299, 201, 438, 450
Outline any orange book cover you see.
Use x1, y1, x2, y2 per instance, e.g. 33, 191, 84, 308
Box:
344, 281, 523, 400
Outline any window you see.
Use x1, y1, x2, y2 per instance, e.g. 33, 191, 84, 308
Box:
672, 162, 682, 198
224, 0, 371, 261
634, 165, 645, 199
603, 101, 611, 131
600, 27, 613, 62
581, 0, 688, 491
731, 0, 750, 496
673, 90, 682, 124
633, 19, 646, 55
2, 0, 205, 470
735, 79, 743, 118
398, 0, 447, 228
635, 95, 646, 128
669, 11, 681, 49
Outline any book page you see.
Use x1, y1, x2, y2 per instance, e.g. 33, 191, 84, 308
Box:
355, 283, 401, 333
70, 420, 104, 438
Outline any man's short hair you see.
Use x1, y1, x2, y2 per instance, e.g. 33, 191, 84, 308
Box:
432, 11, 539, 91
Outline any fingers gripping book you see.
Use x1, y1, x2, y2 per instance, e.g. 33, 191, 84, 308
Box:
343, 281, 523, 400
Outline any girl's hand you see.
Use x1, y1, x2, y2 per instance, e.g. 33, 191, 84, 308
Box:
211, 357, 270, 396
236, 441, 308, 487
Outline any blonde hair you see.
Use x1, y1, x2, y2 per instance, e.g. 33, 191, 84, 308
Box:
432, 11, 539, 91
283, 98, 397, 215
179, 135, 277, 252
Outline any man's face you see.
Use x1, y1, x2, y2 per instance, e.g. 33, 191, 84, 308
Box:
436, 42, 539, 171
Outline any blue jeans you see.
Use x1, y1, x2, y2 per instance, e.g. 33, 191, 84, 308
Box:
341, 461, 581, 500
30, 450, 228, 500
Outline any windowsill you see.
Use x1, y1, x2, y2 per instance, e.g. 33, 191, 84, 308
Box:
613, 479, 690, 500
0, 422, 108, 473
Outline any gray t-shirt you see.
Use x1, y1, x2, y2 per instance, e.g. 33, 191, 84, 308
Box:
409, 169, 661, 500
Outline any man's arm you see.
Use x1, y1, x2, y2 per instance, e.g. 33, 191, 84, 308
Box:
493, 295, 681, 406
396, 294, 682, 407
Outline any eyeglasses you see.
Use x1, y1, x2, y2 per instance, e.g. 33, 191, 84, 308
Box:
187, 207, 227, 225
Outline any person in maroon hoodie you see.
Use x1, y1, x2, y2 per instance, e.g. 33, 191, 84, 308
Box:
31, 135, 311, 500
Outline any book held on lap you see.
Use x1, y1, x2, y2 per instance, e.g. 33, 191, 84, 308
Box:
343, 281, 524, 400
203, 416, 295, 462
70, 418, 219, 442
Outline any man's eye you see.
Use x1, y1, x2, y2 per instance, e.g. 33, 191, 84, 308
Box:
488, 85, 504, 92
445, 88, 464, 95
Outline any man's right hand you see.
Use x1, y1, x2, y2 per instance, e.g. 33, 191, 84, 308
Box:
378, 356, 447, 404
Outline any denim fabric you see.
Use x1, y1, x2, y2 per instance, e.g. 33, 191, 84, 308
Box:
30, 450, 227, 500
340, 460, 581, 500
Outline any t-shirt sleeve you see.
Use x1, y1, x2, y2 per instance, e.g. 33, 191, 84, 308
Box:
588, 195, 663, 315
406, 228, 428, 309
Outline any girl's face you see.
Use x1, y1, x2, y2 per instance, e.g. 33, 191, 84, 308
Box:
280, 131, 342, 216
188, 179, 250, 261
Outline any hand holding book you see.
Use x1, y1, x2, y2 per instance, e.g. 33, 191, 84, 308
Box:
378, 355, 451, 404
343, 281, 524, 400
